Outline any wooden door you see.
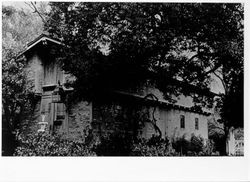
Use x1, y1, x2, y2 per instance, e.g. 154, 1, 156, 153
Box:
51, 102, 68, 135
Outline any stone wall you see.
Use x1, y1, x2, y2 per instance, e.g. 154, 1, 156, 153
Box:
68, 101, 92, 140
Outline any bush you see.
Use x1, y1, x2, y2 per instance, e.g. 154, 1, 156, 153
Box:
172, 135, 190, 155
94, 133, 179, 156
131, 135, 179, 156
172, 134, 208, 156
2, 129, 18, 156
190, 134, 204, 153
202, 139, 216, 156
14, 132, 96, 156
14, 132, 215, 156
94, 132, 133, 156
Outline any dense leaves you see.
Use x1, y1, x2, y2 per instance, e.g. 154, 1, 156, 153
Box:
94, 132, 133, 156
131, 136, 176, 156
172, 134, 215, 156
45, 3, 242, 102
14, 133, 96, 156
15, 132, 215, 156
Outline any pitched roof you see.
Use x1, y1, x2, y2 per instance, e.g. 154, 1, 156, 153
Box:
19, 33, 62, 57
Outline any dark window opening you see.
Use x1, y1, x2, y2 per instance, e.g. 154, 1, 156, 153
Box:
180, 115, 185, 129
195, 118, 199, 130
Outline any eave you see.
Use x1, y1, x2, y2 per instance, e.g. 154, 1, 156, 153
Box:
113, 90, 212, 116
17, 33, 62, 58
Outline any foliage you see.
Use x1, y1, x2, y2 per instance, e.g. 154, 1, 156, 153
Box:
2, 5, 43, 128
92, 99, 164, 142
208, 118, 225, 155
94, 133, 213, 156
172, 134, 208, 156
94, 132, 133, 156
14, 131, 217, 156
131, 135, 178, 156
2, 5, 44, 155
3, 3, 243, 156
202, 139, 216, 156
172, 135, 190, 155
44, 2, 243, 154
45, 3, 242, 102
94, 133, 176, 156
14, 132, 96, 156
217, 70, 243, 130
2, 5, 44, 57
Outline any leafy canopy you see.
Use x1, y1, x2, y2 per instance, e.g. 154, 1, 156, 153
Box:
45, 3, 242, 101
45, 3, 243, 130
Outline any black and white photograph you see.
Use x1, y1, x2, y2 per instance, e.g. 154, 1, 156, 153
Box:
0, 1, 248, 181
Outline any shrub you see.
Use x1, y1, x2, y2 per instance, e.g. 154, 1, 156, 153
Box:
94, 132, 133, 156
172, 135, 190, 155
202, 139, 216, 156
172, 134, 207, 156
131, 135, 179, 156
190, 134, 204, 154
14, 132, 96, 156
14, 132, 215, 156
94, 133, 179, 156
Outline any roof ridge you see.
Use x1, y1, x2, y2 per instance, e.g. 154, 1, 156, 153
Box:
27, 33, 52, 47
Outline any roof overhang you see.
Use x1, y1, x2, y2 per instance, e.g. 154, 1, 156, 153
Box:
18, 34, 62, 58
113, 90, 212, 116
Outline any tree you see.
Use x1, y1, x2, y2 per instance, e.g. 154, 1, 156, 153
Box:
2, 5, 44, 155
44, 3, 243, 152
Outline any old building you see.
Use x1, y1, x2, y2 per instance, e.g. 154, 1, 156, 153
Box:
22, 34, 218, 142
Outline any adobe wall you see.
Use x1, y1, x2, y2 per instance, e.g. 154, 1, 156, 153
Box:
165, 109, 208, 140
141, 106, 209, 141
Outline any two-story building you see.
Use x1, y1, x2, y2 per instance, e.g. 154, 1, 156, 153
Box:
22, 34, 217, 142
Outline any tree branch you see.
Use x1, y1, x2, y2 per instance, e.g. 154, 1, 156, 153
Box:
144, 93, 162, 138
187, 53, 199, 63
213, 69, 227, 94
204, 61, 222, 76
31, 2, 47, 24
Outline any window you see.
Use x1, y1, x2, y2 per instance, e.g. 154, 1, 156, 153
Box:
195, 118, 199, 130
48, 103, 51, 113
180, 115, 185, 129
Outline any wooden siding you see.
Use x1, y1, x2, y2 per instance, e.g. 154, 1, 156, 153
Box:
26, 53, 43, 93
44, 61, 64, 86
